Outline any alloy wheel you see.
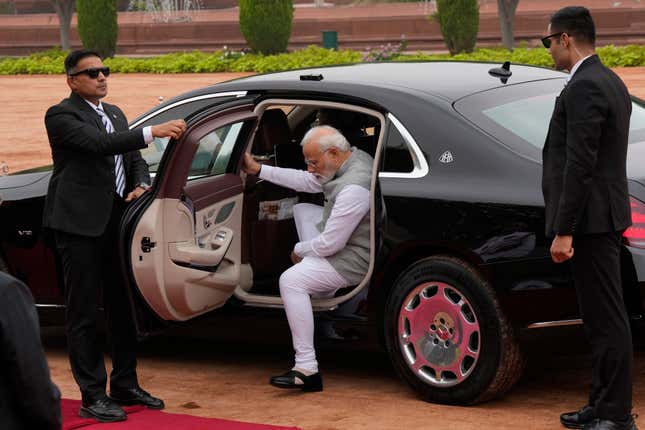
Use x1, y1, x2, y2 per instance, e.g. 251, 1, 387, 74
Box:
398, 281, 481, 387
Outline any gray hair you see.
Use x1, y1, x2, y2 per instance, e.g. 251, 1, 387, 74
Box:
301, 125, 350, 152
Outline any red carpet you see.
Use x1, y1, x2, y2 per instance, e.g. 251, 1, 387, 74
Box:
62, 399, 300, 430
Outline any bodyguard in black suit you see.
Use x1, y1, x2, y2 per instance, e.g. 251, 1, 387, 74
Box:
541, 8, 636, 430
43, 50, 186, 423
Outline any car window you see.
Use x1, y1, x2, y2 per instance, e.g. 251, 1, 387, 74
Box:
188, 121, 246, 181
382, 122, 414, 173
484, 94, 645, 149
628, 100, 645, 143
131, 94, 241, 175
481, 93, 556, 150
139, 137, 169, 175
455, 79, 645, 160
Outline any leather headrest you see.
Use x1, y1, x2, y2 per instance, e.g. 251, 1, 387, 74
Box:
253, 109, 291, 155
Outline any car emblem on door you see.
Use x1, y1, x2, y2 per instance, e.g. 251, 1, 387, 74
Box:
439, 151, 454, 164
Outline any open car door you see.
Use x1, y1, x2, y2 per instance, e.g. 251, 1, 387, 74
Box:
122, 103, 258, 324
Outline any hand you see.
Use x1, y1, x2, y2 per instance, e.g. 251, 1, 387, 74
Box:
151, 119, 186, 140
550, 234, 574, 263
242, 152, 262, 175
291, 251, 302, 265
125, 185, 149, 202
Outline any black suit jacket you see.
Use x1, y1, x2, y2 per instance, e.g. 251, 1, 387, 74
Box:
542, 55, 632, 237
43, 92, 150, 237
0, 272, 61, 430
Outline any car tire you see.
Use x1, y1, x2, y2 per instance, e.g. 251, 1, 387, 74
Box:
384, 255, 524, 405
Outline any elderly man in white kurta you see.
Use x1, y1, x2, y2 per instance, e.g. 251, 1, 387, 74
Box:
242, 125, 373, 392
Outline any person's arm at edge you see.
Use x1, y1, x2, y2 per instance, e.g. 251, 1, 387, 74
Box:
0, 280, 61, 430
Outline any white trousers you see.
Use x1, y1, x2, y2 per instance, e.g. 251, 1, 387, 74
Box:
280, 203, 350, 373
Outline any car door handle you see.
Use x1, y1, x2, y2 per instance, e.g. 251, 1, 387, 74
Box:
168, 227, 234, 269
141, 236, 156, 253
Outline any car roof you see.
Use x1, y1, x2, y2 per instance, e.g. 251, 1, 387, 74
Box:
183, 61, 567, 103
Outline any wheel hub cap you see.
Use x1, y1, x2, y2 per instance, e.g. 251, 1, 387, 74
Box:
398, 282, 481, 387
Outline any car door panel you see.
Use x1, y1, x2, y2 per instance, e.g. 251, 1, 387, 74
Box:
126, 104, 257, 322
185, 174, 243, 211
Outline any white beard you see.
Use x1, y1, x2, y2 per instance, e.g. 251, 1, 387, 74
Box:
314, 160, 338, 184
315, 173, 333, 184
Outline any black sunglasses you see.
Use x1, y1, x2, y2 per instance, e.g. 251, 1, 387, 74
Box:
69, 67, 110, 79
541, 32, 564, 49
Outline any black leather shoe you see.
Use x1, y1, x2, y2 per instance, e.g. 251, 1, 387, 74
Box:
561, 405, 595, 429
80, 396, 127, 423
270, 370, 323, 392
583, 418, 638, 430
109, 386, 165, 410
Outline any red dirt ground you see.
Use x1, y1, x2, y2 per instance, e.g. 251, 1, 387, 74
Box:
0, 73, 252, 173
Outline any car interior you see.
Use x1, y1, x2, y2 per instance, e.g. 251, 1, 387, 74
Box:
128, 100, 385, 321
238, 102, 383, 300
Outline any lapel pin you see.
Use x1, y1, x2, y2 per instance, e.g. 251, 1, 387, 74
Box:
112, 113, 117, 119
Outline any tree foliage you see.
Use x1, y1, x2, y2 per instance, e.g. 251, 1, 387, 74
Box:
433, 0, 480, 55
76, 0, 118, 58
239, 0, 294, 54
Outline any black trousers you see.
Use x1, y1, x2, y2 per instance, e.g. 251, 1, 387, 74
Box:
54, 197, 138, 401
572, 232, 633, 421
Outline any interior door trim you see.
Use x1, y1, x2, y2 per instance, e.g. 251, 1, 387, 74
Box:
185, 174, 243, 211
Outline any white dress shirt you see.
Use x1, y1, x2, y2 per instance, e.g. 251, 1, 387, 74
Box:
566, 55, 593, 84
83, 99, 153, 144
258, 164, 371, 259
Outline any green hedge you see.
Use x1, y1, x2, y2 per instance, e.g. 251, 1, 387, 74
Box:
239, 0, 294, 54
77, 0, 118, 59
3, 45, 645, 75
433, 0, 479, 55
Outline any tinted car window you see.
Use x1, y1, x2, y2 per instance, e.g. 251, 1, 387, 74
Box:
628, 100, 645, 142
481, 93, 555, 150
139, 137, 169, 175
382, 122, 414, 173
188, 121, 246, 181
455, 79, 645, 160
131, 95, 239, 174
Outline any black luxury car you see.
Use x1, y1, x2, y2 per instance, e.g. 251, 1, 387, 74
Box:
1, 61, 645, 405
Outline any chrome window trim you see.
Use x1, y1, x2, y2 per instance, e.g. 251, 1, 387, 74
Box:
379, 113, 429, 179
129, 91, 248, 129
35, 304, 66, 309
527, 319, 582, 329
